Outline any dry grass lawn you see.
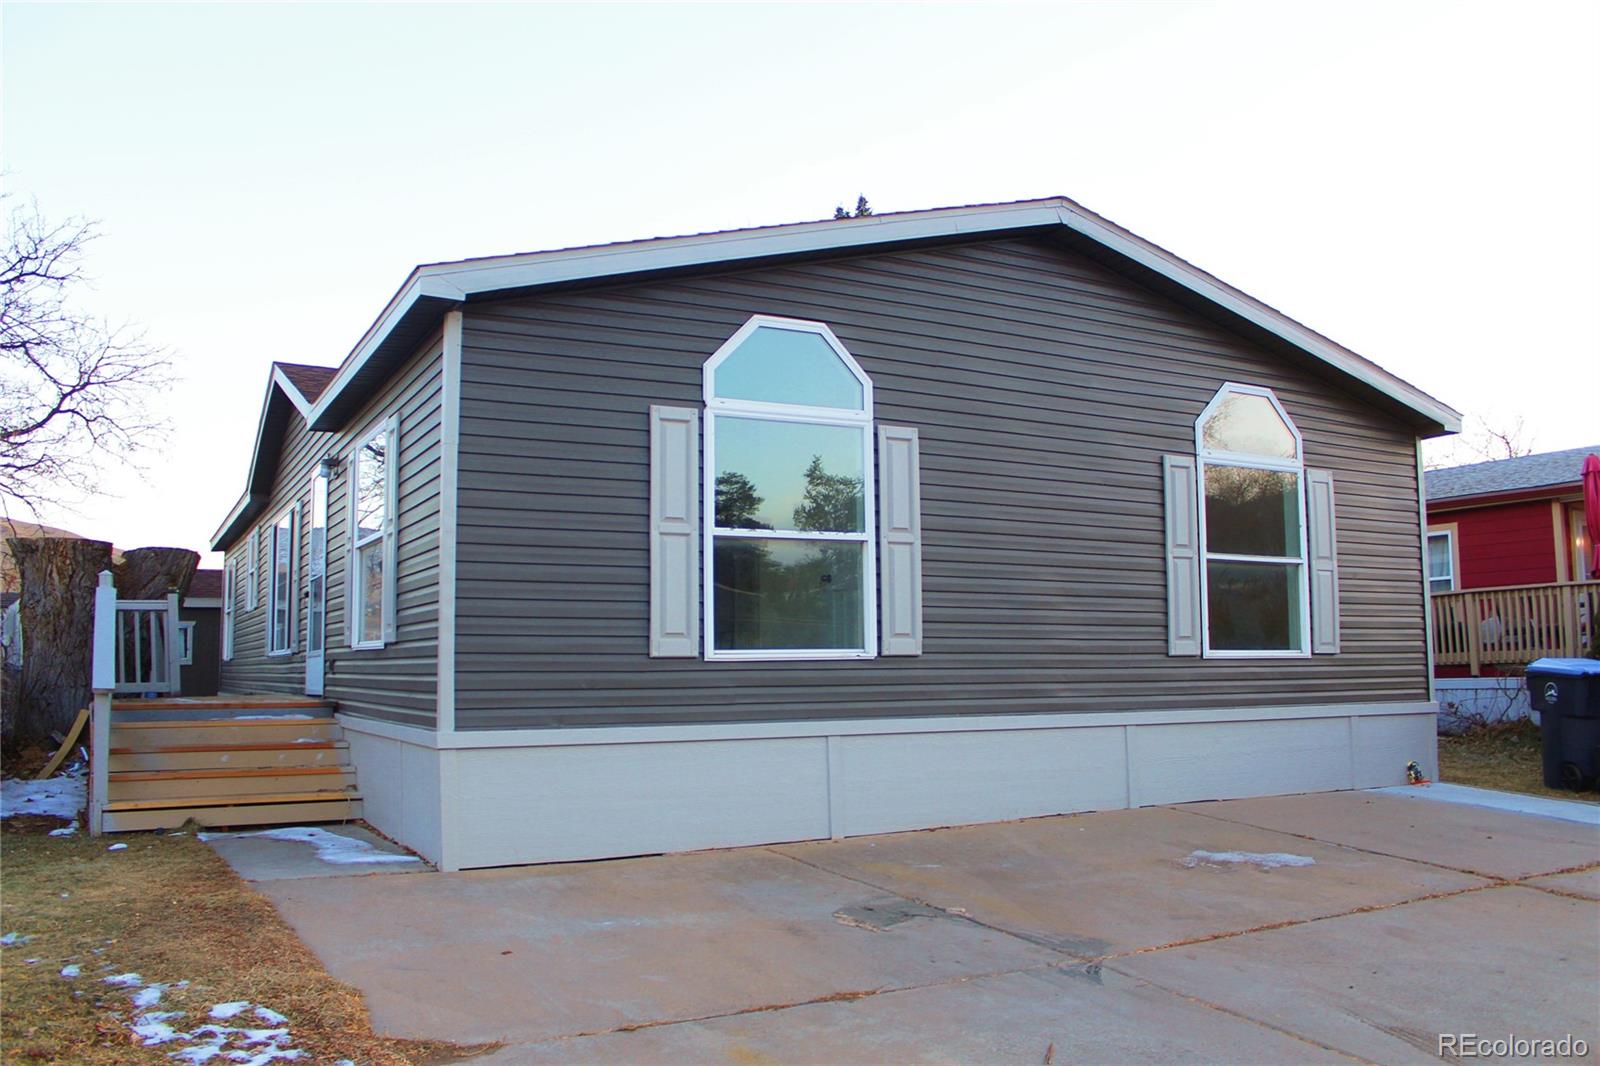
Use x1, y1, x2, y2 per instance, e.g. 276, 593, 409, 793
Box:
0, 818, 493, 1064
1438, 720, 1600, 803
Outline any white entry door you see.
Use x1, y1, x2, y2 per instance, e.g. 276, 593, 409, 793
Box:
306, 468, 329, 696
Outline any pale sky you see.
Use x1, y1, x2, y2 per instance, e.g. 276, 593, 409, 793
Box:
5, 1, 1596, 566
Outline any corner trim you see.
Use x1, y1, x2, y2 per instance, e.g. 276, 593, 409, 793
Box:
437, 310, 462, 736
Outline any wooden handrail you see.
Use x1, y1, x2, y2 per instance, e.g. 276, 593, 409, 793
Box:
1432, 578, 1600, 597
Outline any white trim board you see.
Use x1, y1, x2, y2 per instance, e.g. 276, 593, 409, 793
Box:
436, 311, 462, 736
305, 198, 1460, 436
337, 699, 1438, 751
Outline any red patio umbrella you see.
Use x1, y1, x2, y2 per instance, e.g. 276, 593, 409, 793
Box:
1585, 453, 1600, 578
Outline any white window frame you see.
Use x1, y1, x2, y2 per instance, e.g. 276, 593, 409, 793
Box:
347, 414, 399, 650
245, 525, 260, 610
701, 315, 878, 662
221, 563, 235, 662
265, 504, 298, 656
177, 620, 196, 667
1195, 382, 1311, 659
1426, 528, 1457, 594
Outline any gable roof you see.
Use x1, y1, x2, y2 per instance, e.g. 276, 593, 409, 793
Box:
304, 196, 1460, 436
1426, 444, 1600, 503
215, 197, 1463, 550
274, 362, 337, 407
186, 568, 224, 599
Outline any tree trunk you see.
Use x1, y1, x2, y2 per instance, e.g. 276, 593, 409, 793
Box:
113, 547, 199, 600
7, 537, 113, 749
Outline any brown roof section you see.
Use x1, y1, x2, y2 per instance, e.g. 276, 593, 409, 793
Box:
187, 568, 224, 599
274, 362, 338, 404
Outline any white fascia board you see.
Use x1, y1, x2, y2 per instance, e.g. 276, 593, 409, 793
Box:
306, 197, 1460, 438
212, 492, 254, 548
1046, 204, 1463, 434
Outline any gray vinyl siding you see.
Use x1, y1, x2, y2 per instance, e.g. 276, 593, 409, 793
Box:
451, 235, 1430, 730
220, 339, 444, 728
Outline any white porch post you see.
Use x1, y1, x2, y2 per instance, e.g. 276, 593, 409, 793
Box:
89, 571, 117, 835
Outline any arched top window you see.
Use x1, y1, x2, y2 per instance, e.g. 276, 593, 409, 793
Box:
705, 317, 872, 416
1198, 385, 1300, 462
1194, 383, 1309, 657
703, 315, 876, 660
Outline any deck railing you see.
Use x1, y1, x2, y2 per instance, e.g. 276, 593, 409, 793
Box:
1432, 579, 1599, 675
112, 594, 181, 695
88, 571, 180, 834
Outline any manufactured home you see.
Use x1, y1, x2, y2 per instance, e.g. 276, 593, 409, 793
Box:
208, 198, 1461, 870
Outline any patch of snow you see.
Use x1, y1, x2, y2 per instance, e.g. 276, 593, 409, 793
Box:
252, 1007, 287, 1025
228, 1049, 303, 1065
1183, 850, 1316, 870
174, 1044, 226, 1065
24, 958, 39, 964
104, 972, 143, 986
0, 767, 85, 821
200, 826, 420, 865
130, 1011, 187, 1044
240, 1027, 291, 1045
49, 824, 77, 836
133, 983, 166, 1008
60, 964, 81, 978
108, 843, 129, 851
209, 1001, 251, 1020
0, 932, 33, 946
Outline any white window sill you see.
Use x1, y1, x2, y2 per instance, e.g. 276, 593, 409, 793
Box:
350, 641, 386, 652
706, 650, 877, 662
266, 649, 294, 658
1202, 649, 1312, 659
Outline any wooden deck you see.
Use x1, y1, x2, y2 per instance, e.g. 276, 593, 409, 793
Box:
1433, 579, 1599, 675
100, 695, 363, 833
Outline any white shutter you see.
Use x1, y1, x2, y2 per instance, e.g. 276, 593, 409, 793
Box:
878, 425, 923, 656
1307, 467, 1340, 654
1164, 455, 1202, 657
649, 405, 700, 657
246, 528, 259, 610
382, 414, 400, 645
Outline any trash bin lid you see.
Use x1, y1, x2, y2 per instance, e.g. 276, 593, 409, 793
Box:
1527, 657, 1600, 677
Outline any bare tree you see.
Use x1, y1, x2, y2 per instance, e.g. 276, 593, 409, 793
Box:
0, 197, 171, 512
1424, 414, 1536, 470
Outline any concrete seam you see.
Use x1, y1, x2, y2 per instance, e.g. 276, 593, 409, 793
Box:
1099, 965, 1373, 1064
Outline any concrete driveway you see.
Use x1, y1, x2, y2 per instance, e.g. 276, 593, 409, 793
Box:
247, 791, 1600, 1064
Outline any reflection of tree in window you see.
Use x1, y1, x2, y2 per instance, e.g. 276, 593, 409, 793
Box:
792, 456, 863, 532
356, 438, 386, 539
715, 472, 771, 530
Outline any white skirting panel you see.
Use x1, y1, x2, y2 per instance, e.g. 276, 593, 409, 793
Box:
343, 727, 445, 866
339, 702, 1439, 871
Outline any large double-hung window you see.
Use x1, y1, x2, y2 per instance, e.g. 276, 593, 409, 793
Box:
1195, 383, 1310, 656
703, 316, 876, 659
348, 416, 398, 649
266, 506, 296, 655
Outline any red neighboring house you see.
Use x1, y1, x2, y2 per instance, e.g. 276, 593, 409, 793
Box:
1425, 444, 1599, 677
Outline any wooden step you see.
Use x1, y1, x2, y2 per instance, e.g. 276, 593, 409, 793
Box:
109, 767, 357, 801
110, 720, 340, 748
105, 789, 362, 812
114, 697, 332, 712
110, 742, 347, 772
102, 797, 363, 833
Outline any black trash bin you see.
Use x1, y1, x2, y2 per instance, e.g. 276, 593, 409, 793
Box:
1526, 657, 1600, 791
